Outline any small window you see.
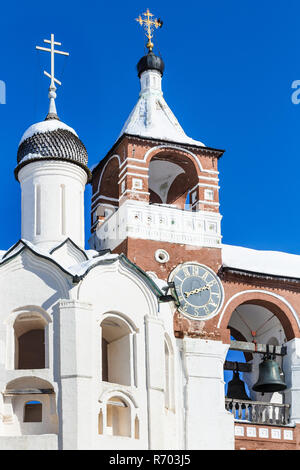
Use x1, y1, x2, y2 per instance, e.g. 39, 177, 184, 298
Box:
132, 178, 143, 190
106, 397, 131, 437
24, 401, 42, 422
204, 189, 214, 201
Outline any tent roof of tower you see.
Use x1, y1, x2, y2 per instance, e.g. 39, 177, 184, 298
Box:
15, 116, 91, 182
118, 51, 206, 148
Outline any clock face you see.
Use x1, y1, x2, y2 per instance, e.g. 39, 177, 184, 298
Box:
170, 262, 224, 320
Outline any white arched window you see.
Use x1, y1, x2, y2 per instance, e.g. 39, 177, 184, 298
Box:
7, 307, 51, 371
106, 397, 131, 437
24, 401, 42, 422
3, 377, 58, 436
14, 313, 47, 369
100, 314, 136, 386
98, 393, 139, 440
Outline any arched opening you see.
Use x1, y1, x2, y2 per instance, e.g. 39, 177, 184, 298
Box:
148, 152, 198, 208
97, 157, 119, 202
101, 315, 134, 386
14, 313, 47, 369
224, 301, 290, 425
4, 377, 58, 436
24, 401, 42, 423
106, 397, 131, 437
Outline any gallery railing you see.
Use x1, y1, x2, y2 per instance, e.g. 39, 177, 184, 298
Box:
225, 398, 290, 426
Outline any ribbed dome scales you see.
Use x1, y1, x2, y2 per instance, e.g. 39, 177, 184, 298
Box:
15, 117, 91, 181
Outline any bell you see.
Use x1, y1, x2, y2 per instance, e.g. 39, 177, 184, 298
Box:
252, 357, 287, 394
227, 370, 251, 401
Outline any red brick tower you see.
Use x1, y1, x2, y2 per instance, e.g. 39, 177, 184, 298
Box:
90, 45, 228, 338
90, 56, 225, 273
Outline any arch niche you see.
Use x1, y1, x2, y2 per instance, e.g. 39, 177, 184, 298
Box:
148, 148, 199, 208
220, 291, 300, 404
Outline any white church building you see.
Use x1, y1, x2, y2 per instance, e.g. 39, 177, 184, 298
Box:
1, 17, 300, 451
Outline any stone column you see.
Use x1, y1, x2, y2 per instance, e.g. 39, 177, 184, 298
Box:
181, 337, 234, 450
285, 338, 300, 424
57, 300, 94, 450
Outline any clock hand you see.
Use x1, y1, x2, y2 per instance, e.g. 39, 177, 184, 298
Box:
184, 285, 210, 298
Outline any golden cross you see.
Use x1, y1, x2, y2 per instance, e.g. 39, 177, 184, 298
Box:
135, 8, 163, 52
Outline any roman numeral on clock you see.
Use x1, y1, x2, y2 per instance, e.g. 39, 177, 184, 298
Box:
192, 265, 199, 276
183, 267, 190, 277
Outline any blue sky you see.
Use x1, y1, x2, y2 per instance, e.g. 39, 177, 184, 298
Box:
1, 0, 300, 254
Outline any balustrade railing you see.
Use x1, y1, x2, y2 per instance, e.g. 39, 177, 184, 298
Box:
225, 398, 290, 426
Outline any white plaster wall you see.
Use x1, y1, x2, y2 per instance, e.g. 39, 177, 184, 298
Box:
78, 261, 182, 449
0, 434, 58, 450
0, 244, 233, 450
18, 161, 87, 250
180, 338, 234, 450
0, 249, 68, 447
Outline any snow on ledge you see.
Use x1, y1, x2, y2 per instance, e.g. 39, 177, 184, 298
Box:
19, 120, 78, 146
222, 244, 300, 279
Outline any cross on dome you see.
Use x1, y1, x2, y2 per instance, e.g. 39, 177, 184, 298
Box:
36, 34, 69, 119
135, 8, 163, 52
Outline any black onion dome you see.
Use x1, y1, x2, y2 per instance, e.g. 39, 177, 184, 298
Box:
15, 117, 91, 182
137, 51, 165, 78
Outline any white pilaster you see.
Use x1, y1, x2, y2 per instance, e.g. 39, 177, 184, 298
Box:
56, 300, 94, 450
145, 315, 166, 449
181, 337, 234, 450
284, 338, 300, 424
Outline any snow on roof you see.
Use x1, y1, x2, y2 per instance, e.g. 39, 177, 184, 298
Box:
67, 252, 119, 277
19, 120, 78, 146
222, 244, 300, 279
146, 271, 169, 291
0, 239, 166, 300
119, 69, 205, 148
120, 96, 205, 147
18, 153, 43, 165
0, 239, 118, 278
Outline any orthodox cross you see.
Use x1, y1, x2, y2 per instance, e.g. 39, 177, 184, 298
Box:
136, 9, 163, 52
36, 34, 69, 116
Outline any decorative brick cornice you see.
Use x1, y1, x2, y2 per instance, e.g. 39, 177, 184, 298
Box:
220, 266, 300, 292
91, 133, 225, 175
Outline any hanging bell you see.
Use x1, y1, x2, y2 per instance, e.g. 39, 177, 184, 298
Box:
227, 370, 251, 401
252, 356, 287, 394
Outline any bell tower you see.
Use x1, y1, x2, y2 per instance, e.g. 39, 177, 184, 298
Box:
90, 11, 235, 449
90, 11, 225, 281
